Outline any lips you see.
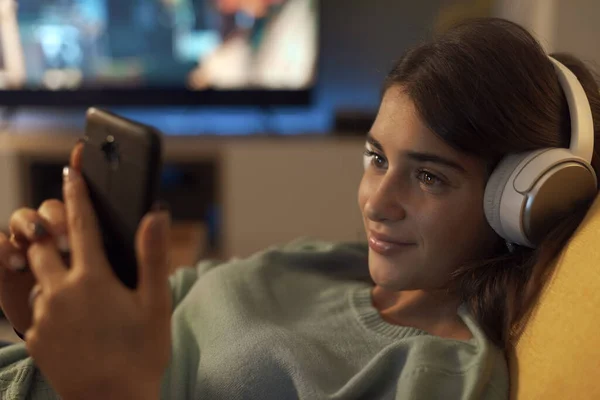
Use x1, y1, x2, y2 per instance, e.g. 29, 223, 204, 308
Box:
368, 231, 416, 255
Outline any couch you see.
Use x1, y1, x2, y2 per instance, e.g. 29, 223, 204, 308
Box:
509, 196, 600, 398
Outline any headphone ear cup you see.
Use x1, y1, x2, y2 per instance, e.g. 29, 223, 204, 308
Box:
484, 152, 532, 241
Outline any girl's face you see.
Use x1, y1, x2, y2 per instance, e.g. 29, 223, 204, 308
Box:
358, 86, 500, 292
215, 0, 283, 17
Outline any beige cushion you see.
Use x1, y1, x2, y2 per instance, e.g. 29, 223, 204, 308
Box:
510, 196, 600, 399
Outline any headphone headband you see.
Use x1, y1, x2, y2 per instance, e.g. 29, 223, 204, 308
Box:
548, 57, 595, 162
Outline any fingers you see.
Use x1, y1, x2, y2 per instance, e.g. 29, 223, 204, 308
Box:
70, 141, 84, 171
7, 141, 82, 252
28, 284, 43, 309
0, 233, 35, 332
135, 211, 171, 308
62, 166, 105, 269
0, 232, 28, 273
9, 200, 69, 253
9, 208, 51, 247
27, 240, 67, 290
37, 200, 69, 253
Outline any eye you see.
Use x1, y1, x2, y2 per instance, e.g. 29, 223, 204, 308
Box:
363, 150, 388, 170
416, 169, 444, 187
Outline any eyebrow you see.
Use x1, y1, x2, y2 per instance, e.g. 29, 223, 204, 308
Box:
366, 133, 468, 174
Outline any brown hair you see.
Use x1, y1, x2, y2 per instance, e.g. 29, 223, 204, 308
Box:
384, 18, 600, 350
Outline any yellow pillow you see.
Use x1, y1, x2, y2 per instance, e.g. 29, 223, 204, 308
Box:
510, 196, 600, 399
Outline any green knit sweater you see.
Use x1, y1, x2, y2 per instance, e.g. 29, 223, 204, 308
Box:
0, 239, 508, 399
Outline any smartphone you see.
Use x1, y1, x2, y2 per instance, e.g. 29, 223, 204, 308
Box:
81, 108, 163, 289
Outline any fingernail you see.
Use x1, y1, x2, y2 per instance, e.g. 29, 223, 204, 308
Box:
152, 201, 170, 212
28, 285, 42, 309
9, 232, 26, 247
62, 166, 80, 182
150, 212, 170, 238
76, 136, 88, 145
56, 235, 70, 253
28, 222, 48, 240
8, 254, 27, 272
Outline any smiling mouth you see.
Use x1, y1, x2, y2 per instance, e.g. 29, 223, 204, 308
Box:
368, 233, 416, 255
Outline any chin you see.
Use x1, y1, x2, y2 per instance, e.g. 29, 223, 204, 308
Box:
368, 251, 414, 290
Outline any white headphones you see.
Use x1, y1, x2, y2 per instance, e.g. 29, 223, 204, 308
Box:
484, 56, 598, 248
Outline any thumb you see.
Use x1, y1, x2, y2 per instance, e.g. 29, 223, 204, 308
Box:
135, 210, 171, 308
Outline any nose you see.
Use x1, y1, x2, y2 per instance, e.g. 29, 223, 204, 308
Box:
364, 175, 407, 223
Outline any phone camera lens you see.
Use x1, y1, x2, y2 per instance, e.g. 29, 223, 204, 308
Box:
101, 136, 120, 168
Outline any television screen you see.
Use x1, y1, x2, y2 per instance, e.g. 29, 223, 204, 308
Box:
0, 0, 318, 105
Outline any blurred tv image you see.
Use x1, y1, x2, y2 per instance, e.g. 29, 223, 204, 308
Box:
0, 0, 318, 91
1, 0, 26, 88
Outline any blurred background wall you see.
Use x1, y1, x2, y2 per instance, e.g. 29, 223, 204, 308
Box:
496, 0, 600, 65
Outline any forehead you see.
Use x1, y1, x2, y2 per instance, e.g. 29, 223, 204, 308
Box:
371, 87, 485, 172
372, 87, 448, 151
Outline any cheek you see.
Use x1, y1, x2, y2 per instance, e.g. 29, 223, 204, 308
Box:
357, 174, 370, 214
420, 196, 488, 255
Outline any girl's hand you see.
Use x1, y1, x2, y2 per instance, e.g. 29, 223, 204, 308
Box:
0, 199, 68, 336
0, 142, 81, 336
25, 158, 172, 399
